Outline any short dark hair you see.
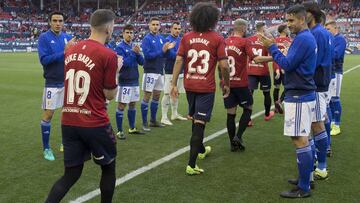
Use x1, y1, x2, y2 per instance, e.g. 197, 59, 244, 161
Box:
172, 21, 181, 26
123, 24, 134, 31
278, 24, 288, 33
48, 11, 65, 21
90, 9, 116, 29
320, 10, 326, 25
189, 2, 219, 32
303, 1, 322, 23
255, 22, 265, 31
149, 17, 160, 23
286, 4, 307, 19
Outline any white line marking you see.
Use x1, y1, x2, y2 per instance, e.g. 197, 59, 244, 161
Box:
71, 64, 360, 203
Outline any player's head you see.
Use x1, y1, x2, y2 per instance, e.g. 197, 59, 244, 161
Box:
303, 1, 323, 26
233, 18, 247, 37
278, 24, 289, 36
90, 9, 116, 42
255, 22, 266, 34
171, 22, 181, 37
122, 24, 134, 43
148, 17, 160, 34
48, 11, 65, 34
325, 20, 338, 35
286, 4, 308, 35
189, 2, 219, 32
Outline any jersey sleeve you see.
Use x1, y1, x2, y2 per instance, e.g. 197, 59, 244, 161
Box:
38, 34, 64, 66
141, 36, 162, 60
103, 53, 118, 89
217, 37, 228, 61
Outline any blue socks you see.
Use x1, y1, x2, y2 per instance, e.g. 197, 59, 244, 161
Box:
150, 100, 159, 122
331, 97, 342, 125
314, 130, 328, 170
41, 120, 51, 150
296, 145, 313, 192
128, 108, 136, 129
115, 108, 124, 132
309, 138, 316, 161
325, 106, 332, 149
141, 100, 149, 125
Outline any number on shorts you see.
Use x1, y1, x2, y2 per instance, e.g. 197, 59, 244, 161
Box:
46, 91, 52, 99
122, 87, 130, 95
228, 56, 236, 77
187, 49, 210, 74
65, 69, 91, 106
146, 77, 154, 84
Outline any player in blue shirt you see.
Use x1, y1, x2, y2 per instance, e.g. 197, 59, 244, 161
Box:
115, 24, 145, 140
140, 17, 175, 131
259, 4, 317, 198
37, 11, 75, 161
304, 1, 333, 181
325, 20, 346, 136
160, 22, 187, 126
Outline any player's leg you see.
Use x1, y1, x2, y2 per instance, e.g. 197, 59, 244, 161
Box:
226, 107, 237, 151
281, 101, 314, 198
273, 72, 284, 114
115, 86, 128, 140
150, 74, 165, 127
261, 75, 274, 120
247, 75, 258, 126
127, 86, 143, 134
100, 160, 116, 203
331, 73, 343, 135
141, 73, 154, 131
235, 88, 253, 151
161, 74, 173, 125
171, 74, 187, 121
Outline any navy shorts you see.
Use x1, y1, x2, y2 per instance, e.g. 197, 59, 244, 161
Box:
248, 75, 271, 91
273, 71, 284, 86
186, 91, 215, 122
62, 124, 117, 167
224, 87, 253, 109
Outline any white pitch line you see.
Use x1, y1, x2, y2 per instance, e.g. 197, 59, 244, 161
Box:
71, 64, 360, 203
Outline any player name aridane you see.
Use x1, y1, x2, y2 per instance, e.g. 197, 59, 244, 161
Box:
227, 45, 242, 55
65, 53, 96, 70
62, 107, 92, 115
189, 38, 209, 46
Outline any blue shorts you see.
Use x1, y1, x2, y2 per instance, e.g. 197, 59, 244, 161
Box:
248, 75, 271, 91
62, 124, 117, 167
273, 71, 284, 86
186, 92, 215, 122
224, 87, 253, 109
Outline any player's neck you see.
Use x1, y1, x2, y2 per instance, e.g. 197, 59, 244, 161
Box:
233, 32, 244, 38
89, 33, 107, 45
308, 21, 317, 29
280, 34, 287, 37
50, 29, 61, 36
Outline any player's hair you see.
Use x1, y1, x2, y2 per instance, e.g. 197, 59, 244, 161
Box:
233, 18, 247, 32
123, 24, 134, 31
172, 21, 181, 26
320, 10, 327, 25
90, 9, 115, 30
286, 4, 307, 19
149, 17, 160, 23
48, 11, 65, 21
255, 22, 265, 31
278, 24, 288, 34
189, 2, 219, 32
325, 20, 337, 27
303, 1, 322, 24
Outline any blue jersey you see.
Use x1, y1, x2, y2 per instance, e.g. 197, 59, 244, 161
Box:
164, 34, 183, 74
115, 41, 144, 86
311, 24, 333, 92
38, 30, 72, 86
141, 33, 166, 74
268, 29, 317, 102
333, 33, 346, 74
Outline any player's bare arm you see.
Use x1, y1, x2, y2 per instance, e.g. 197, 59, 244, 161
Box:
170, 55, 184, 99
218, 59, 230, 98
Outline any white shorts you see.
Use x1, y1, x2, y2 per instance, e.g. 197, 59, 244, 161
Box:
41, 87, 64, 110
163, 73, 185, 94
142, 73, 164, 92
284, 100, 315, 137
329, 73, 342, 98
115, 86, 140, 104
312, 92, 327, 122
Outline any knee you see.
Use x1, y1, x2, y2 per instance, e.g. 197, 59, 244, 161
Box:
42, 110, 55, 121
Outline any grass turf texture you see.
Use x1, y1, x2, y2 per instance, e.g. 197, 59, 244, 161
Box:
0, 53, 359, 202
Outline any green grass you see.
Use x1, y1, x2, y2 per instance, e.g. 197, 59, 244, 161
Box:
0, 53, 359, 202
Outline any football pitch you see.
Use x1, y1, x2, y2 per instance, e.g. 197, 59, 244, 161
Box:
0, 53, 359, 202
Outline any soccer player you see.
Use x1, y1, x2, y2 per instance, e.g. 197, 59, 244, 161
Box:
247, 22, 275, 124
115, 24, 145, 139
224, 19, 272, 151
141, 17, 175, 131
45, 9, 120, 203
171, 2, 230, 175
259, 4, 317, 198
161, 22, 187, 126
304, 1, 333, 180
325, 20, 346, 136
272, 25, 291, 114
38, 11, 75, 161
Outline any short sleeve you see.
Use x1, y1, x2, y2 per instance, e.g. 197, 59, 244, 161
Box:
103, 53, 118, 89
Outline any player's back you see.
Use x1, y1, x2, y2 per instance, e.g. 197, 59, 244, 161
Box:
225, 36, 253, 87
273, 36, 291, 71
247, 35, 270, 76
62, 39, 118, 127
178, 31, 227, 93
